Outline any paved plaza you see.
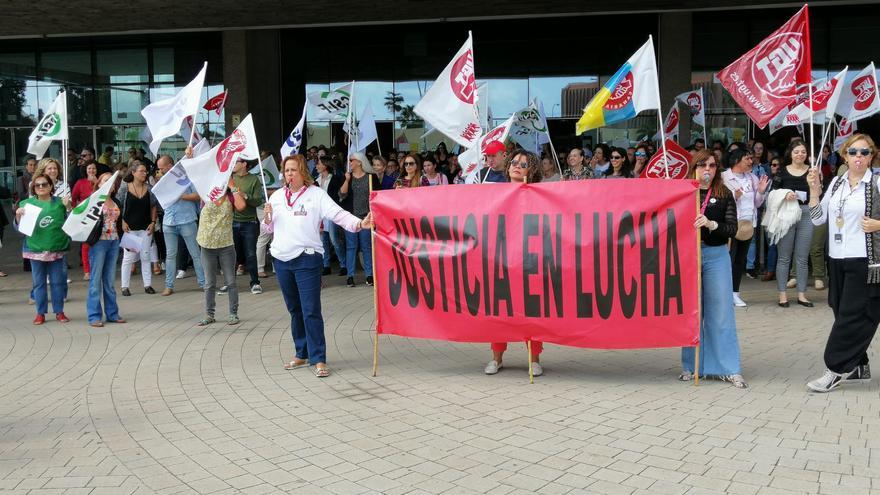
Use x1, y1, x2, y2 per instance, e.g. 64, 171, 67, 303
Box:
0, 234, 878, 495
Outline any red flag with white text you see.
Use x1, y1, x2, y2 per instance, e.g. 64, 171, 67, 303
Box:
640, 140, 691, 180
203, 90, 228, 116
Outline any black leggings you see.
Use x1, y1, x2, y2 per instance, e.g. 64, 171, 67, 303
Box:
729, 237, 751, 292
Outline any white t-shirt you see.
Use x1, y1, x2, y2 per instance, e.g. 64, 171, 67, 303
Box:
267, 185, 362, 262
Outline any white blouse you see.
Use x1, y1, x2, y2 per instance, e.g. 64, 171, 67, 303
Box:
812, 172, 875, 259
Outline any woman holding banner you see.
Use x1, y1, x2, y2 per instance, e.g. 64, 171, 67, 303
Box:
680, 150, 747, 388
86, 173, 126, 327
485, 151, 545, 376
806, 134, 879, 392
264, 155, 373, 378
16, 173, 70, 325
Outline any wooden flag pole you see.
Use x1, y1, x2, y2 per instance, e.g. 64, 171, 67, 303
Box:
808, 82, 816, 169
547, 133, 563, 176
527, 340, 534, 385
370, 176, 380, 377
694, 190, 702, 386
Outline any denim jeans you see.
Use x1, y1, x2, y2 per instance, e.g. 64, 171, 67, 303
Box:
275, 252, 326, 364
322, 221, 346, 269
345, 228, 372, 277
682, 244, 742, 376
31, 255, 66, 315
233, 221, 260, 287
201, 245, 238, 317
164, 221, 205, 289
87, 239, 122, 324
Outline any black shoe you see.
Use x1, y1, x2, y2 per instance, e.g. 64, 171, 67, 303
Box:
797, 299, 814, 308
145, 286, 156, 294
121, 288, 131, 297
338, 268, 347, 276
346, 277, 355, 287
778, 301, 789, 307
852, 363, 872, 382
365, 276, 374, 286
322, 267, 331, 276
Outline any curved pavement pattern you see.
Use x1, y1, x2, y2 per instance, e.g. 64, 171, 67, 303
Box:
0, 253, 878, 495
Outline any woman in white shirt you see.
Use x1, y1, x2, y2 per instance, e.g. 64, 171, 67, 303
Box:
806, 134, 880, 392
721, 148, 769, 307
264, 154, 373, 378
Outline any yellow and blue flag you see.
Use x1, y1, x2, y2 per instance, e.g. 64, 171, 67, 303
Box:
576, 37, 660, 135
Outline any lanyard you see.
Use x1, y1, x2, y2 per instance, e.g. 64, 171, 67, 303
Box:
284, 185, 308, 209
699, 189, 712, 215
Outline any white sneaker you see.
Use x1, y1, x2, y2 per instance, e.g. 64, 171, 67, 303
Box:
484, 360, 502, 375
807, 369, 854, 393
176, 270, 186, 279
531, 362, 543, 377
732, 292, 747, 307
250, 284, 263, 294
786, 278, 797, 289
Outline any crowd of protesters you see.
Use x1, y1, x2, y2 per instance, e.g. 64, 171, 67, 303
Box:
3, 131, 877, 391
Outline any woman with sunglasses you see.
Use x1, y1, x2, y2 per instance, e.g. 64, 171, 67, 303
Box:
632, 146, 649, 176
485, 151, 545, 376
16, 174, 71, 325
602, 147, 635, 178
772, 139, 814, 308
395, 153, 422, 189
680, 150, 747, 388
806, 135, 880, 392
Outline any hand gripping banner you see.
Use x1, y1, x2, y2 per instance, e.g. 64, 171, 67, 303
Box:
371, 180, 700, 350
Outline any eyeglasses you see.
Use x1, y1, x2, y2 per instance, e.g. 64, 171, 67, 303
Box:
404, 161, 417, 166
34, 182, 50, 188
848, 148, 872, 157
509, 160, 529, 168
634, 152, 646, 157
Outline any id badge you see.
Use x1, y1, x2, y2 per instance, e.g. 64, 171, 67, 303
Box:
834, 233, 843, 244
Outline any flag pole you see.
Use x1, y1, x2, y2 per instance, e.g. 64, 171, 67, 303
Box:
547, 134, 563, 176
187, 114, 198, 149
700, 88, 708, 145
648, 36, 670, 179
62, 139, 68, 185
808, 82, 816, 169
527, 340, 534, 384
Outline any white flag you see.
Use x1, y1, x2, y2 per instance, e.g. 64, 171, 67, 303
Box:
152, 162, 192, 209
249, 155, 282, 189
414, 32, 482, 148
307, 82, 353, 120
654, 102, 680, 141
675, 88, 706, 127
837, 63, 880, 123
476, 81, 490, 131
281, 102, 307, 157
179, 115, 203, 142
462, 114, 515, 184
510, 99, 550, 152
27, 91, 68, 160
834, 118, 857, 150
181, 114, 259, 204
784, 68, 848, 126
61, 171, 119, 241
141, 62, 207, 154
345, 101, 378, 153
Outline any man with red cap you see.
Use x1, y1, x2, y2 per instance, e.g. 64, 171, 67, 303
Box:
477, 141, 509, 183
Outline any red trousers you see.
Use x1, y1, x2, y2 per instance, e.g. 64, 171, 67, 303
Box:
491, 341, 543, 358
81, 243, 91, 274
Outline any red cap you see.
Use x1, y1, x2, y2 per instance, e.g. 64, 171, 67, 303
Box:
482, 141, 506, 156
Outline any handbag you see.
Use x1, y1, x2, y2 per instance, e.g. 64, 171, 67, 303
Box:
735, 220, 754, 241
85, 213, 104, 246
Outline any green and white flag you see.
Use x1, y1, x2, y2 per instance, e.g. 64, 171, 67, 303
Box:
249, 155, 281, 188
27, 91, 68, 159
307, 82, 353, 120
62, 171, 119, 242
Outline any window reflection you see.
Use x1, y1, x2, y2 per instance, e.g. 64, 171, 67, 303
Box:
41, 51, 92, 85
96, 49, 149, 84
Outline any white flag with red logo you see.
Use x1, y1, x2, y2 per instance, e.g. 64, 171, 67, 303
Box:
716, 6, 811, 129
837, 63, 880, 123
783, 67, 847, 125
639, 139, 691, 180
180, 114, 259, 204
834, 117, 857, 150
653, 102, 680, 141
414, 32, 482, 148
675, 88, 706, 127
461, 115, 515, 184
142, 62, 207, 154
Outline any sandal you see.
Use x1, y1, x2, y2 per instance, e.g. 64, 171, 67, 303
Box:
227, 314, 240, 325
283, 359, 308, 370
197, 316, 215, 326
721, 374, 748, 389
315, 366, 331, 378
678, 371, 695, 381
0, 271, 7, 277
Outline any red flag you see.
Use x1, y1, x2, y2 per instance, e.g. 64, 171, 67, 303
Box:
203, 90, 228, 116
640, 140, 691, 180
716, 6, 811, 129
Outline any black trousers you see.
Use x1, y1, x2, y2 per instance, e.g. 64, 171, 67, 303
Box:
729, 237, 751, 292
824, 258, 880, 373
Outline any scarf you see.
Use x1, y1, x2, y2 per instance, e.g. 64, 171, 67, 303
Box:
827, 173, 880, 283
764, 189, 801, 245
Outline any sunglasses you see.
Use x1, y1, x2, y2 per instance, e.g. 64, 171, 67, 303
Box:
610, 155, 622, 160
34, 182, 50, 188
635, 152, 646, 157
509, 160, 529, 168
404, 161, 417, 166
848, 148, 872, 157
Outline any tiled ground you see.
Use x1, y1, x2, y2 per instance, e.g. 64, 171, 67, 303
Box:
0, 234, 878, 495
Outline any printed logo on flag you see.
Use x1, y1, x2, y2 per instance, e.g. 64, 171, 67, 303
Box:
450, 49, 476, 104
852, 75, 876, 112
481, 125, 507, 153
37, 113, 63, 140
71, 193, 107, 215
810, 79, 838, 110
604, 72, 634, 111
640, 140, 691, 180
685, 93, 702, 115
664, 107, 680, 134
752, 32, 805, 97
515, 107, 547, 133
216, 129, 248, 173
784, 112, 801, 125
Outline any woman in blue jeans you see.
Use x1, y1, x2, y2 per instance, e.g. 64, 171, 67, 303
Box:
680, 150, 747, 388
87, 173, 126, 327
338, 152, 379, 287
264, 155, 373, 378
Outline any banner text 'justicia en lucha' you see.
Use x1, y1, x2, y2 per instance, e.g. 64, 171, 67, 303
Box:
370, 180, 700, 350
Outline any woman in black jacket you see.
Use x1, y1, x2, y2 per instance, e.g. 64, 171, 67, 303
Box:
316, 155, 347, 275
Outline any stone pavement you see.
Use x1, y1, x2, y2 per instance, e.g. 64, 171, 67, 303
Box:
0, 233, 878, 495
